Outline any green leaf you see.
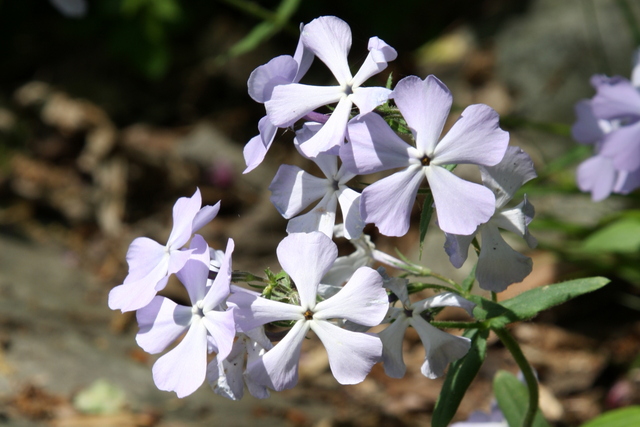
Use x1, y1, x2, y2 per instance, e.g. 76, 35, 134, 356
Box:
476, 277, 609, 327
466, 295, 510, 324
581, 406, 640, 427
418, 191, 434, 259
432, 328, 488, 427
494, 370, 551, 427
583, 218, 640, 253
217, 0, 301, 64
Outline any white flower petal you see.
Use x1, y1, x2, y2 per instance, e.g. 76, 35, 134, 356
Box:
433, 104, 509, 167
311, 320, 382, 384
314, 266, 387, 326
302, 16, 352, 84
350, 87, 392, 114
412, 292, 475, 316
379, 316, 411, 378
246, 320, 310, 391
479, 146, 537, 209
476, 225, 533, 292
227, 290, 304, 332
412, 316, 471, 379
392, 75, 452, 155
336, 188, 364, 240
426, 166, 495, 236
297, 96, 352, 158
286, 193, 337, 237
269, 165, 328, 218
342, 112, 413, 174
277, 232, 338, 309
266, 83, 342, 127
167, 188, 203, 249
360, 166, 425, 237
152, 318, 208, 397
351, 37, 397, 88
135, 296, 191, 354
444, 232, 475, 269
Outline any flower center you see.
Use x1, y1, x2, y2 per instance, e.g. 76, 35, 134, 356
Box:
192, 301, 205, 318
303, 309, 314, 320
420, 155, 431, 166
343, 84, 353, 96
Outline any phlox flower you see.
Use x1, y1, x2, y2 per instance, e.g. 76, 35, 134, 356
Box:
444, 146, 538, 292
265, 15, 397, 157
228, 232, 388, 391
207, 325, 272, 401
341, 75, 509, 237
269, 122, 364, 239
244, 25, 314, 173
108, 188, 220, 312
135, 236, 236, 398
379, 279, 475, 379
571, 50, 640, 200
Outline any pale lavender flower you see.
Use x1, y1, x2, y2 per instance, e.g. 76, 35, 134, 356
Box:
379, 279, 475, 379
244, 26, 314, 173
444, 147, 538, 292
572, 51, 640, 200
228, 232, 388, 391
265, 16, 397, 157
109, 188, 220, 312
135, 236, 236, 398
269, 122, 364, 239
341, 75, 509, 237
207, 326, 272, 401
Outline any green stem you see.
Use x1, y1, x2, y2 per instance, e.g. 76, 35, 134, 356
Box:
430, 320, 484, 329
407, 282, 458, 295
232, 271, 265, 283
217, 0, 298, 34
494, 327, 539, 427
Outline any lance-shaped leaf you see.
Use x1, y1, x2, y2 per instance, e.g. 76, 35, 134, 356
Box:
432, 328, 489, 427
494, 370, 551, 427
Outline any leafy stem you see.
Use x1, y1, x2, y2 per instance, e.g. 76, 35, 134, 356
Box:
494, 327, 539, 427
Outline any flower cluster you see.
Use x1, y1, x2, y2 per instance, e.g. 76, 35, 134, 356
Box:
109, 15, 542, 401
572, 48, 640, 201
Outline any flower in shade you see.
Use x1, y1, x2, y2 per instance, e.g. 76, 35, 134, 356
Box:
444, 146, 538, 292
571, 50, 640, 200
108, 188, 220, 312
265, 15, 397, 157
207, 325, 272, 401
134, 236, 236, 397
244, 25, 314, 173
341, 75, 509, 237
379, 279, 475, 379
228, 232, 388, 391
269, 122, 364, 239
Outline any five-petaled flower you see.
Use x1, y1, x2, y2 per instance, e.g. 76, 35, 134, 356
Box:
108, 188, 220, 312
266, 15, 397, 157
135, 236, 236, 397
229, 232, 389, 391
341, 75, 509, 237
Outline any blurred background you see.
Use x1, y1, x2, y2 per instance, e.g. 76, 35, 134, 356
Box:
1, 0, 640, 426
